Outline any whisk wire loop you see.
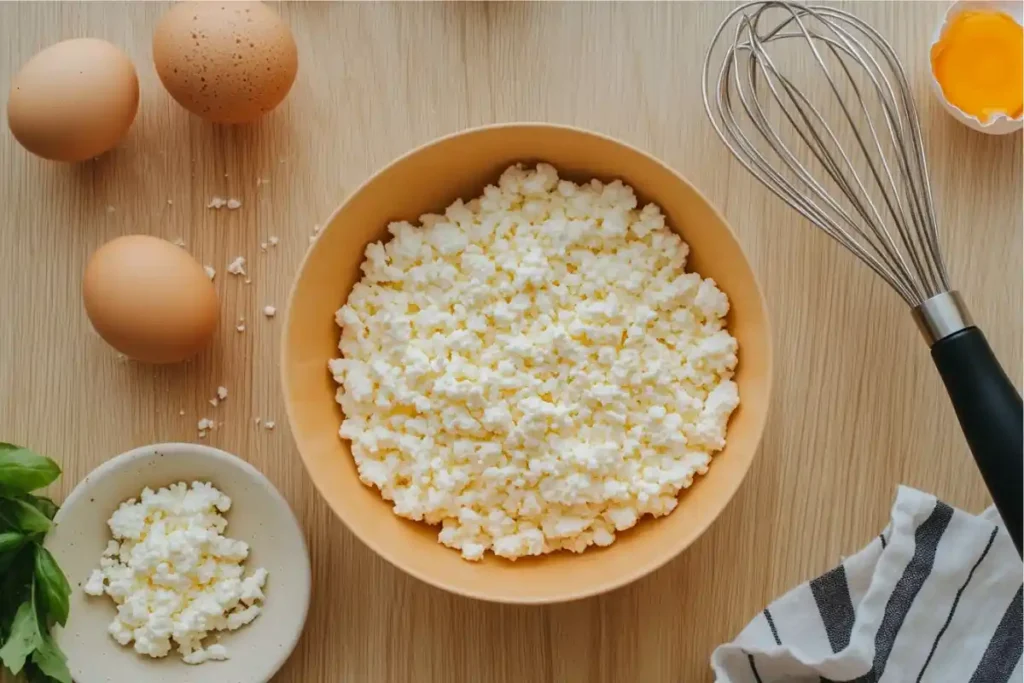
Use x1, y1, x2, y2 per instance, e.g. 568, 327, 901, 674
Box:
703, 1, 952, 306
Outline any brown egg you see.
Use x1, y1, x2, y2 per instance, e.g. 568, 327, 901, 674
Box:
153, 1, 298, 124
7, 38, 139, 162
83, 236, 219, 364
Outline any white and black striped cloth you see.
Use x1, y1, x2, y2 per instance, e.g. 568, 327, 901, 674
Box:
712, 486, 1022, 683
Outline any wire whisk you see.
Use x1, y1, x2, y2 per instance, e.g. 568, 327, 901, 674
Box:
703, 2, 948, 307
702, 1, 1022, 554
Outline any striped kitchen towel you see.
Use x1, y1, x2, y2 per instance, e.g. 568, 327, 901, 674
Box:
711, 486, 1022, 683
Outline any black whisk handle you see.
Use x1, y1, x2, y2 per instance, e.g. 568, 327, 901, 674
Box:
931, 327, 1023, 556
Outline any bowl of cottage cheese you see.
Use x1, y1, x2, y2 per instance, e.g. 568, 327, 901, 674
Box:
282, 123, 772, 603
43, 443, 311, 683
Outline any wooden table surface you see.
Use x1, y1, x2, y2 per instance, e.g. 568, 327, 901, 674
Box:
1, 2, 1020, 682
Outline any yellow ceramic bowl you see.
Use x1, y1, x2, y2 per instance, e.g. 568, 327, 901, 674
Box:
281, 123, 772, 603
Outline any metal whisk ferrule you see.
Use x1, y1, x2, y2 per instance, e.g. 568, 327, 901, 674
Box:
913, 291, 973, 345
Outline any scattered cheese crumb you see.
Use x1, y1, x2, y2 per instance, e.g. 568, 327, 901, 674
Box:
227, 257, 246, 276
208, 387, 225, 406
167, 199, 174, 206
260, 242, 268, 252
268, 236, 279, 247
264, 421, 275, 430
204, 266, 216, 280
226, 199, 242, 210
207, 197, 227, 209
197, 418, 214, 431
254, 417, 262, 427
236, 322, 246, 333
262, 306, 276, 318
173, 238, 186, 248
179, 410, 185, 416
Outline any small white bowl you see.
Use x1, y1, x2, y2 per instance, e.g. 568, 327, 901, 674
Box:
930, 0, 1024, 135
44, 443, 311, 683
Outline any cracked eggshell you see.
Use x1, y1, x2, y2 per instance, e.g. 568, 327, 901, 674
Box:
930, 0, 1023, 135
153, 1, 298, 124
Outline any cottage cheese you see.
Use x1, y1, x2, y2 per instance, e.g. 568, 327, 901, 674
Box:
330, 163, 739, 561
227, 257, 246, 276
83, 482, 268, 664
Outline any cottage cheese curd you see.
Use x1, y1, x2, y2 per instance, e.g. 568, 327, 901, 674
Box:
83, 481, 268, 664
330, 163, 739, 561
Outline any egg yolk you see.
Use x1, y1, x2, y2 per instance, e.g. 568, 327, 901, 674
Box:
931, 10, 1023, 122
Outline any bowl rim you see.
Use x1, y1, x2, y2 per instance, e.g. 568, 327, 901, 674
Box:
52, 442, 312, 682
281, 121, 774, 603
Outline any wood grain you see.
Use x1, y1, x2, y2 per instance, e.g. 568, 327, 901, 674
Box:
0, 3, 1020, 682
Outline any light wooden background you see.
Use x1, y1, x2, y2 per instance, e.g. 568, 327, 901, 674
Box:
1, 2, 1020, 682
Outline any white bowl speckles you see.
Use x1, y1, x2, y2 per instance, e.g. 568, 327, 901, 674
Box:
930, 0, 1024, 135
44, 443, 311, 683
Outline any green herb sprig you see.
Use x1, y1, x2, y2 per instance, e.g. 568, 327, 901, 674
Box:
0, 444, 72, 683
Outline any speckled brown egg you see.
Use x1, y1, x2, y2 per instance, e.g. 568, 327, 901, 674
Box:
83, 235, 219, 364
153, 1, 298, 124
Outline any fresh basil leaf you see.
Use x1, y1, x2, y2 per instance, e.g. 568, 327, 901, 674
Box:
26, 661, 70, 683
22, 662, 53, 683
0, 499, 51, 535
0, 547, 34, 633
0, 532, 26, 575
0, 598, 41, 674
0, 531, 23, 553
29, 632, 71, 683
0, 446, 60, 496
33, 547, 70, 627
19, 495, 58, 521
